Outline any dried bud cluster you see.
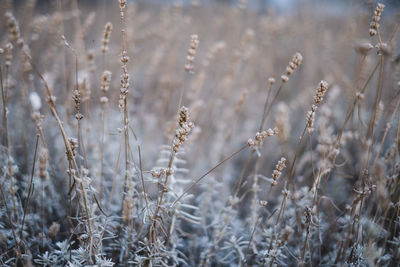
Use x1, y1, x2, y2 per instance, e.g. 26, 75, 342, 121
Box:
123, 197, 133, 223
369, 3, 384, 37
72, 89, 80, 109
100, 70, 111, 104
32, 113, 43, 130
5, 43, 13, 67
101, 70, 112, 93
306, 80, 329, 133
271, 157, 286, 186
38, 148, 48, 180
281, 52, 303, 83
275, 102, 290, 143
313, 80, 329, 105
87, 50, 95, 72
185, 34, 200, 73
72, 89, 83, 120
101, 22, 113, 53
121, 51, 129, 65
306, 105, 317, 133
5, 12, 23, 47
119, 0, 126, 12
173, 106, 194, 152
123, 178, 134, 223
119, 51, 130, 110
247, 127, 278, 147
67, 138, 78, 160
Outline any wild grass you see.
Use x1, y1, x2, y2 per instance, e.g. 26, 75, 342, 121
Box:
0, 0, 399, 266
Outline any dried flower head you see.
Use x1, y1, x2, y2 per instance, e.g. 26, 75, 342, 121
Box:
119, 51, 130, 110
48, 222, 60, 239
100, 96, 109, 104
306, 80, 329, 133
67, 138, 78, 160
268, 77, 276, 85
369, 3, 384, 36
271, 157, 286, 186
5, 12, 23, 46
184, 34, 200, 73
5, 43, 13, 67
87, 50, 95, 71
306, 105, 318, 134
38, 148, 48, 180
248, 127, 278, 147
281, 75, 289, 83
275, 102, 290, 143
281, 52, 303, 82
101, 70, 112, 93
123, 196, 133, 223
313, 80, 329, 105
119, 0, 126, 11
102, 22, 113, 53
72, 89, 83, 120
173, 106, 195, 152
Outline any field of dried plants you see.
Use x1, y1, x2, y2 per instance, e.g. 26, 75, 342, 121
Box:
0, 0, 400, 266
